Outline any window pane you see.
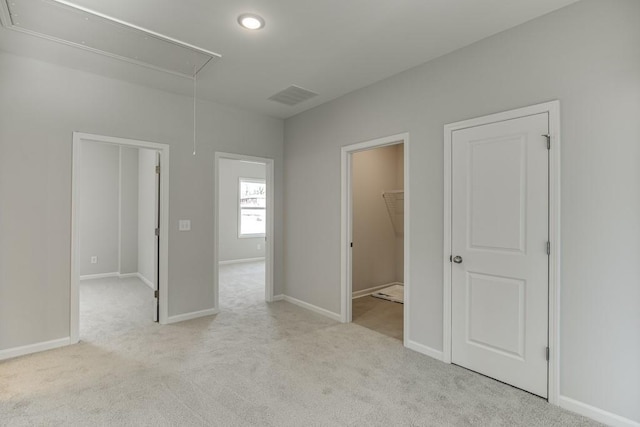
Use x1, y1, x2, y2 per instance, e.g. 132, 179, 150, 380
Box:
240, 179, 266, 236
240, 208, 265, 235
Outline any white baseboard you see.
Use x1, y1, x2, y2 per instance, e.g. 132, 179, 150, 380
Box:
0, 337, 71, 361
80, 271, 119, 281
559, 396, 639, 427
352, 282, 403, 299
118, 272, 138, 279
282, 295, 341, 322
406, 339, 444, 362
272, 294, 285, 301
165, 308, 218, 324
136, 273, 155, 289
219, 257, 265, 265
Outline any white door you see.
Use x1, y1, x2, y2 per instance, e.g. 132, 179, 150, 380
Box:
450, 112, 549, 398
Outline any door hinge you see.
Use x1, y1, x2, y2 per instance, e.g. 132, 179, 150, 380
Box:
545, 346, 550, 361
546, 241, 551, 255
155, 228, 160, 236
449, 255, 453, 263
543, 134, 551, 150
155, 165, 160, 174
350, 242, 353, 248
154, 290, 159, 298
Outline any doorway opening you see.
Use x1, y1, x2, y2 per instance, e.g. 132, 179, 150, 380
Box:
214, 152, 274, 311
71, 133, 170, 343
341, 133, 410, 345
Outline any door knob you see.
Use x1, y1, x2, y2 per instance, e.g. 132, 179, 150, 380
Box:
452, 255, 463, 264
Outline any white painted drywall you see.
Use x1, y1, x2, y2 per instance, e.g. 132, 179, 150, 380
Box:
79, 141, 119, 276
218, 158, 266, 262
119, 147, 138, 275
352, 144, 403, 292
137, 149, 157, 285
283, 0, 639, 422
0, 51, 283, 351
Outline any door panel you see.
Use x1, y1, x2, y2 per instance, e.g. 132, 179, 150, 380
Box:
451, 112, 549, 398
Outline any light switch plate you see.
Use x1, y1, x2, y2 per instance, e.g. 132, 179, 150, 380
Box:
178, 220, 191, 231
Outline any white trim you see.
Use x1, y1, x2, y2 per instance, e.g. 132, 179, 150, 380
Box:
406, 340, 444, 361
117, 146, 122, 275
72, 132, 170, 344
0, 337, 70, 361
218, 257, 265, 265
340, 133, 410, 347
166, 308, 218, 324
283, 296, 341, 322
79, 272, 119, 281
214, 152, 275, 307
352, 282, 403, 299
137, 273, 155, 289
118, 272, 138, 279
272, 294, 285, 301
442, 101, 561, 405
558, 396, 640, 427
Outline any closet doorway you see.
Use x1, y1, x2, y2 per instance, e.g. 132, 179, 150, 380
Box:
341, 133, 409, 344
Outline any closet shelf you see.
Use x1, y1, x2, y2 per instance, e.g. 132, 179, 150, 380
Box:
382, 190, 404, 236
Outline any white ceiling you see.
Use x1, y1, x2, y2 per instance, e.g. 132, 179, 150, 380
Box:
0, 0, 579, 119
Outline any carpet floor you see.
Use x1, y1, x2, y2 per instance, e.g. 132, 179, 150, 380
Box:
0, 261, 599, 426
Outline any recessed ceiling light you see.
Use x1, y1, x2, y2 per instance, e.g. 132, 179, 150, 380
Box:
237, 13, 265, 30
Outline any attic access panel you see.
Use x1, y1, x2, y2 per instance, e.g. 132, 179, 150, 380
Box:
0, 0, 220, 77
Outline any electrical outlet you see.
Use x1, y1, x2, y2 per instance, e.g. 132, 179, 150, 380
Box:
91, 256, 97, 264
178, 220, 191, 231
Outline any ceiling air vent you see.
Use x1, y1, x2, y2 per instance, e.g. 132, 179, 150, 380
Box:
268, 85, 318, 106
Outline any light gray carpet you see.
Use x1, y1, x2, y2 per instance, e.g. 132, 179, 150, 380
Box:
0, 261, 599, 426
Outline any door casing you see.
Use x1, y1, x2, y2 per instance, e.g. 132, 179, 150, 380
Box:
71, 132, 171, 342
340, 132, 410, 347
213, 152, 275, 307
443, 100, 561, 404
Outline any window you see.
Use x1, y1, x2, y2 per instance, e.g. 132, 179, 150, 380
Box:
239, 178, 266, 237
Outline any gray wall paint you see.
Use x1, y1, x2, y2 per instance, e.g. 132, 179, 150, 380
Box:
352, 145, 403, 292
138, 149, 157, 285
79, 141, 119, 276
0, 51, 283, 350
79, 143, 139, 277
119, 147, 139, 275
284, 0, 639, 422
218, 159, 266, 262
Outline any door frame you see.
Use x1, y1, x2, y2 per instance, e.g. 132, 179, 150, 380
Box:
340, 133, 410, 345
71, 132, 171, 343
442, 100, 561, 404
213, 152, 275, 307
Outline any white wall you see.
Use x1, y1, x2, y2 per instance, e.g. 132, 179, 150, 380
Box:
119, 147, 139, 275
0, 51, 283, 352
352, 144, 403, 292
283, 0, 639, 422
218, 158, 266, 262
78, 141, 119, 276
137, 149, 157, 285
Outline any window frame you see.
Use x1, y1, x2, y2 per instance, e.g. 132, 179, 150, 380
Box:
238, 177, 266, 238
